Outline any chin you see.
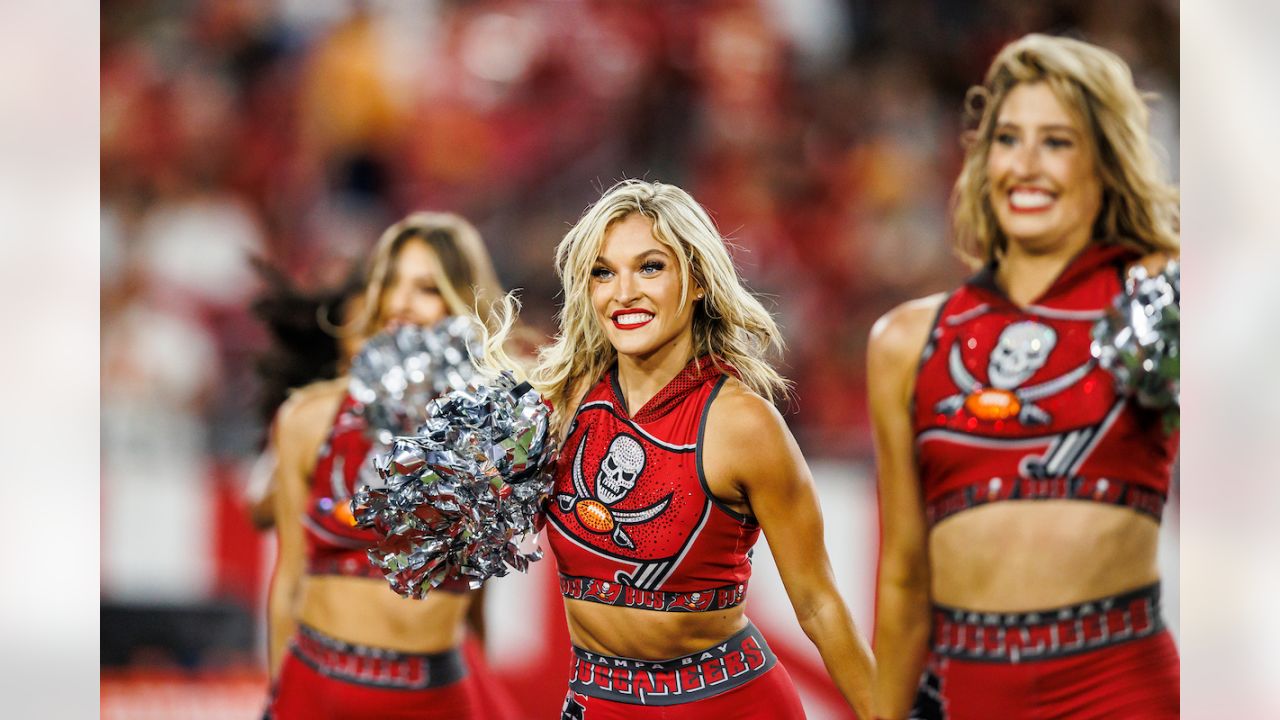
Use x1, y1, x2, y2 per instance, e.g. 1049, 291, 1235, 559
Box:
612, 341, 655, 359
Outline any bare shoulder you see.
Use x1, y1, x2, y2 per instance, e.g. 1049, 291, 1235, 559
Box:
868, 293, 948, 367
275, 377, 346, 441
705, 376, 791, 458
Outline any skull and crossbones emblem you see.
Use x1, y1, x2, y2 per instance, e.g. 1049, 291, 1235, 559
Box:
935, 321, 1094, 425
556, 432, 670, 550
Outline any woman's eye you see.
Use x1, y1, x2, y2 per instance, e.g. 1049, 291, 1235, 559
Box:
417, 284, 441, 296
1044, 136, 1074, 149
639, 260, 665, 275
590, 267, 614, 280
994, 132, 1017, 146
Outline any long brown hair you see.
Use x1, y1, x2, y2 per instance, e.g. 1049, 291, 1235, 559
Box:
951, 34, 1179, 268
353, 211, 505, 337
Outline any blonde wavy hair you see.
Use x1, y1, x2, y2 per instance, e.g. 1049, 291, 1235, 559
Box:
352, 211, 505, 338
951, 34, 1180, 268
486, 180, 787, 427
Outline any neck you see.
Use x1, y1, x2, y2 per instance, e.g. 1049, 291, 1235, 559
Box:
614, 332, 697, 413
996, 233, 1094, 306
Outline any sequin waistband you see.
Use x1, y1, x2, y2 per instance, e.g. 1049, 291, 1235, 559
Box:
931, 583, 1165, 663
567, 621, 776, 706
290, 624, 466, 689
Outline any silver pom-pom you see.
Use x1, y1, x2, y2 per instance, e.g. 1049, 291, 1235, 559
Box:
1091, 260, 1180, 420
353, 372, 556, 598
349, 317, 482, 445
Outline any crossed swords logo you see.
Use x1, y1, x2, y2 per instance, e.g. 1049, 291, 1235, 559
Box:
556, 431, 671, 550
934, 320, 1094, 426
934, 320, 1116, 479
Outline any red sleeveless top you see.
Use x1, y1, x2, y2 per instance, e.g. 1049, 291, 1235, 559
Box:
302, 392, 383, 579
912, 243, 1178, 527
547, 357, 760, 612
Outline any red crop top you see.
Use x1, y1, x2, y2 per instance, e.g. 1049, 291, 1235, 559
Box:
302, 392, 383, 579
912, 243, 1178, 527
546, 357, 760, 612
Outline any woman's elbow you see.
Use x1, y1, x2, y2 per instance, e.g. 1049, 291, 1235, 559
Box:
878, 550, 930, 592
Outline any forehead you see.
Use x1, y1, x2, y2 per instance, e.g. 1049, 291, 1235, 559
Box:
996, 81, 1081, 129
392, 237, 442, 277
598, 213, 669, 259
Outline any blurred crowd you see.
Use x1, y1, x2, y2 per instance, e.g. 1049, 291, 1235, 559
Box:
101, 0, 1179, 563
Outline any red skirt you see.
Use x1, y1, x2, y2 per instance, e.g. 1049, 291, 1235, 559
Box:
269, 624, 482, 720
914, 584, 1179, 719
559, 621, 807, 719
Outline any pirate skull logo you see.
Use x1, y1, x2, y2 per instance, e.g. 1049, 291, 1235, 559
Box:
597, 435, 646, 504
988, 322, 1057, 389
556, 430, 670, 550
935, 320, 1094, 425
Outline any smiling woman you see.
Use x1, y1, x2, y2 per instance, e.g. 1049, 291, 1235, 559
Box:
985, 82, 1104, 259
485, 179, 876, 719
264, 212, 515, 720
589, 214, 702, 367
869, 34, 1181, 720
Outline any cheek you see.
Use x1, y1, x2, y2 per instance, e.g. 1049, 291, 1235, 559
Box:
1064, 160, 1102, 206
412, 294, 447, 323
985, 149, 1010, 181
590, 286, 610, 319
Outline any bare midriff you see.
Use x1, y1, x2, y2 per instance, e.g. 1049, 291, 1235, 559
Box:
929, 501, 1160, 611
298, 575, 472, 653
565, 600, 749, 660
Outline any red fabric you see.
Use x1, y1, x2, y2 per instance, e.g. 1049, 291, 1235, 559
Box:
303, 392, 382, 577
271, 650, 482, 719
560, 664, 806, 719
460, 635, 522, 720
922, 630, 1179, 719
546, 357, 759, 600
912, 243, 1177, 520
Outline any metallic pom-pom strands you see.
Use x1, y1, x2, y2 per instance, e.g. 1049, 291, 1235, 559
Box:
349, 317, 481, 444
353, 372, 556, 599
1091, 260, 1180, 424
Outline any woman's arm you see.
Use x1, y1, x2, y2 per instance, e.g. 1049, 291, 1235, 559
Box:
704, 386, 875, 719
266, 382, 342, 680
867, 297, 943, 719
245, 443, 278, 531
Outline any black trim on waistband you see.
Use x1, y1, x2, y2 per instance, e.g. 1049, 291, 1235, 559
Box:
568, 621, 777, 706
931, 583, 1165, 663
289, 624, 467, 690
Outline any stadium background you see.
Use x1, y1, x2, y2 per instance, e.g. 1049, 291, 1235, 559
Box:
99, 1, 1180, 717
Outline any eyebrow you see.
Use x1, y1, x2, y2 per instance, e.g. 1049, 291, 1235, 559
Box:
994, 121, 1083, 136
594, 248, 671, 267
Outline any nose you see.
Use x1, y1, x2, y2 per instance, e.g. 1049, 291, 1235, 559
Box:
1011, 141, 1041, 177
615, 270, 641, 304
385, 284, 410, 319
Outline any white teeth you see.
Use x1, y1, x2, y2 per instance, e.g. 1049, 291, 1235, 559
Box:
615, 312, 653, 325
1010, 190, 1053, 209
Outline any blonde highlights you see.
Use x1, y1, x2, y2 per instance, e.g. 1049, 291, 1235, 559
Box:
951, 34, 1179, 267
491, 180, 788, 424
